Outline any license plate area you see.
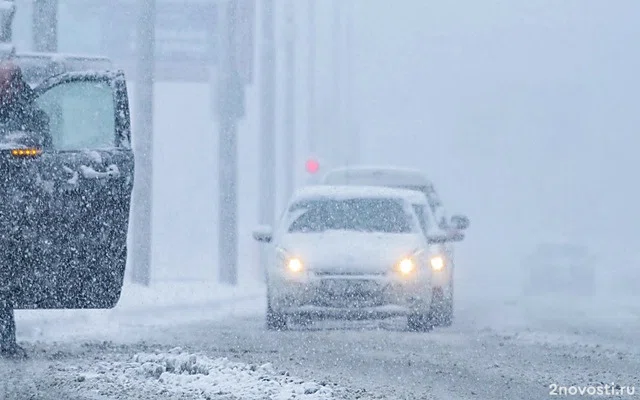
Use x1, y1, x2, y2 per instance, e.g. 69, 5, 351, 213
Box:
315, 279, 383, 307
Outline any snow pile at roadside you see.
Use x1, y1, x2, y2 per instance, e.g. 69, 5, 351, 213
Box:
115, 281, 264, 311
80, 348, 334, 399
15, 281, 265, 341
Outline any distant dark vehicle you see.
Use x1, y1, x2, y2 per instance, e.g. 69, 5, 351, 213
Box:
0, 65, 134, 311
11, 52, 114, 87
522, 241, 596, 296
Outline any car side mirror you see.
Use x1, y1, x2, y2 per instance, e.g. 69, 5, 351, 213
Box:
450, 214, 470, 230
252, 225, 273, 243
427, 231, 465, 244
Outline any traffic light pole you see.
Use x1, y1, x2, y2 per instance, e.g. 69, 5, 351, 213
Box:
307, 0, 316, 158
131, 0, 155, 286
259, 0, 276, 275
217, 0, 240, 285
345, 0, 357, 164
283, 0, 295, 201
331, 0, 343, 166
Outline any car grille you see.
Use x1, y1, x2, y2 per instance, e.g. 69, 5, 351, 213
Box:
314, 271, 387, 277
310, 279, 386, 308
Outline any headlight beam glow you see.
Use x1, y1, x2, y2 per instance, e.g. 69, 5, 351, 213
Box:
430, 256, 445, 271
398, 258, 415, 275
287, 257, 303, 273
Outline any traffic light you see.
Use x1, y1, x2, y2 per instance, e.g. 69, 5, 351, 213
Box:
305, 158, 320, 174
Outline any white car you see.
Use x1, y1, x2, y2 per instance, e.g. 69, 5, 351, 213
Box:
252, 185, 455, 332
321, 165, 469, 327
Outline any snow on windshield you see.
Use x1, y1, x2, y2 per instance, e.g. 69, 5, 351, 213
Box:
287, 198, 413, 234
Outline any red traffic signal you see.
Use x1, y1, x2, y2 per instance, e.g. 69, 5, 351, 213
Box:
305, 158, 320, 174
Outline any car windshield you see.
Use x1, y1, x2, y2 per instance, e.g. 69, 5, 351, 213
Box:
287, 197, 413, 233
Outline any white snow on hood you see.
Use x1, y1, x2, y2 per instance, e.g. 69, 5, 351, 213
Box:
73, 349, 334, 399
280, 231, 425, 272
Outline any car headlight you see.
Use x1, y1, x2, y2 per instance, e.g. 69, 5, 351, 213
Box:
286, 257, 304, 273
397, 257, 416, 275
430, 255, 445, 271
276, 247, 304, 273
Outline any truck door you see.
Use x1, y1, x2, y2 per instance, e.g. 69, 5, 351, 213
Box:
1, 70, 134, 309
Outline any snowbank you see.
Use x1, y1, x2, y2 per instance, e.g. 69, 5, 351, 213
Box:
15, 280, 265, 342
116, 280, 264, 312
77, 348, 334, 399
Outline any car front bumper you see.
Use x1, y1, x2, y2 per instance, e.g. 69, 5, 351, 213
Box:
268, 273, 433, 319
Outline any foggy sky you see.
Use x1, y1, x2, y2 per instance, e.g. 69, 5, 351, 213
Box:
306, 0, 640, 287
28, 0, 636, 286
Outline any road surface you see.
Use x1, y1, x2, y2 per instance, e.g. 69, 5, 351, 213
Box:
1, 291, 639, 400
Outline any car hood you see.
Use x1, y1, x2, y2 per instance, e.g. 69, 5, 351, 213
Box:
279, 231, 424, 274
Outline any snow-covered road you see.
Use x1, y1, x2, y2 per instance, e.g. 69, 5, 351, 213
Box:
2, 284, 639, 400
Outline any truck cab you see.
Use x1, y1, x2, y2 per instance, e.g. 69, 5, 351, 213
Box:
11, 51, 114, 87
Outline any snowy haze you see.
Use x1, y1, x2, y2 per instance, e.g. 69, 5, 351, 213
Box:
5, 2, 640, 398
125, 0, 640, 296
350, 0, 640, 291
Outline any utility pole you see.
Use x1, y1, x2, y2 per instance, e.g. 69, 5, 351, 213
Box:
258, 0, 276, 274
0, 0, 15, 44
345, 0, 357, 164
131, 0, 155, 286
0, 0, 15, 59
217, 0, 242, 285
32, 0, 57, 52
331, 0, 343, 165
282, 0, 295, 200
306, 0, 316, 159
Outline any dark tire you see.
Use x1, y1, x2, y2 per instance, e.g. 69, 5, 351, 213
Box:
407, 313, 433, 332
266, 297, 287, 331
438, 300, 454, 327
430, 284, 454, 327
437, 282, 454, 327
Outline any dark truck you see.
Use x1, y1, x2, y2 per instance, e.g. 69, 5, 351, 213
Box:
0, 65, 134, 355
12, 51, 114, 87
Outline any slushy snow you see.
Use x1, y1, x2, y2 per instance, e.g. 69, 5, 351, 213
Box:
78, 348, 334, 399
